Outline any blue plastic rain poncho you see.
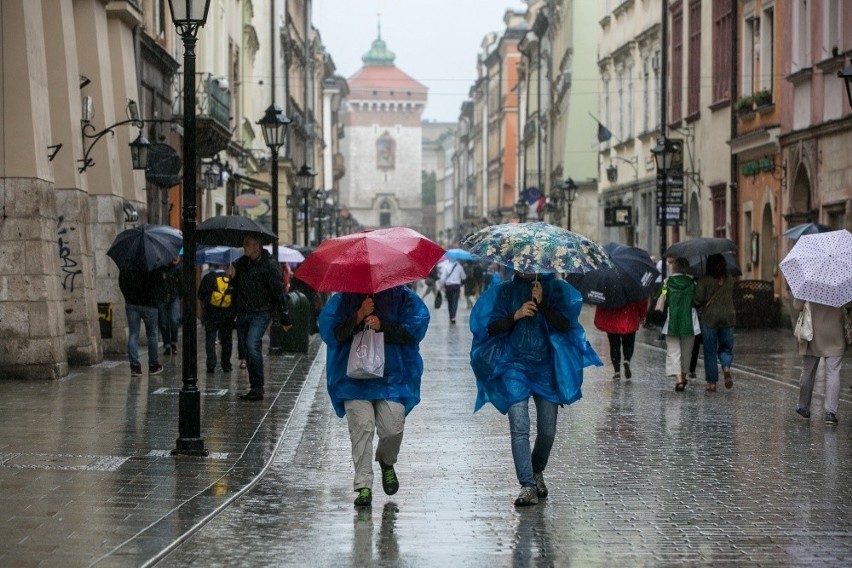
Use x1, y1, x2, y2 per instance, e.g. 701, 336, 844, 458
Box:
319, 286, 430, 417
469, 274, 603, 414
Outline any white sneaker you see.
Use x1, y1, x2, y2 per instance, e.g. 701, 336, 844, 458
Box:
514, 485, 538, 506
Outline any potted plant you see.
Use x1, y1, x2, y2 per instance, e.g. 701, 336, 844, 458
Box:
736, 95, 754, 114
754, 89, 773, 107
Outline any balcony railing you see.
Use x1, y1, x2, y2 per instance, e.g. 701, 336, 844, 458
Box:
172, 73, 231, 131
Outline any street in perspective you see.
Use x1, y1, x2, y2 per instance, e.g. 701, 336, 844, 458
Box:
2, 302, 849, 567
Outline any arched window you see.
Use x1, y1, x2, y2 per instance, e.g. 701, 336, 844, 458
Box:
379, 201, 392, 227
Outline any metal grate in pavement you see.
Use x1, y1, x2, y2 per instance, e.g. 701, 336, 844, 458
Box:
0, 452, 128, 471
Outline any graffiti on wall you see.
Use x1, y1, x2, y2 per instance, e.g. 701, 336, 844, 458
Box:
57, 216, 83, 292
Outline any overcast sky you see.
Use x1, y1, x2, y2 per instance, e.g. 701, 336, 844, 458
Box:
313, 0, 528, 123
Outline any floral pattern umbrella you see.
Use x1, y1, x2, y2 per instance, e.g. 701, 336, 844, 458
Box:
779, 229, 852, 308
461, 222, 611, 275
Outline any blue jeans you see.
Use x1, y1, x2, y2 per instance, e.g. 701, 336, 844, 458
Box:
507, 394, 559, 487
445, 284, 461, 320
158, 297, 180, 347
237, 312, 270, 390
701, 325, 734, 383
126, 304, 159, 366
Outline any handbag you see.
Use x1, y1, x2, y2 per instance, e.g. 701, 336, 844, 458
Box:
696, 280, 724, 318
842, 308, 852, 346
346, 328, 385, 379
434, 290, 443, 309
654, 290, 667, 312
794, 301, 813, 342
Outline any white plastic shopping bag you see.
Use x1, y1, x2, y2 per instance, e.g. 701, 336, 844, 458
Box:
346, 328, 385, 379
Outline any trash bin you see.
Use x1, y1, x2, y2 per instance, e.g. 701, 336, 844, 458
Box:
280, 290, 310, 353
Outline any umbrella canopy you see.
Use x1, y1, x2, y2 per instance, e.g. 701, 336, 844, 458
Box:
196, 215, 277, 247
263, 245, 305, 263
779, 229, 852, 307
663, 237, 737, 259
461, 222, 611, 275
564, 243, 658, 308
106, 224, 183, 271
293, 227, 445, 294
783, 222, 834, 240
688, 251, 742, 278
195, 246, 243, 266
445, 248, 478, 261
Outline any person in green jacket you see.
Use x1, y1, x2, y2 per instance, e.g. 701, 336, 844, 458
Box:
661, 257, 699, 391
694, 253, 737, 391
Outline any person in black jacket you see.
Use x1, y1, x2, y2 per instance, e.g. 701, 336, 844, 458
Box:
158, 256, 182, 355
198, 263, 236, 373
232, 235, 291, 401
118, 268, 164, 376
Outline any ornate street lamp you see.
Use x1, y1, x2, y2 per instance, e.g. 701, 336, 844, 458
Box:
839, 58, 852, 108
168, 0, 212, 457
258, 104, 291, 261
513, 197, 529, 223
128, 133, 151, 171
652, 136, 677, 279
562, 178, 578, 231
296, 164, 317, 246
313, 190, 326, 244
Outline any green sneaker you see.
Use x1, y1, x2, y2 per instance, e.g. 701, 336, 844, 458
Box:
379, 460, 399, 495
354, 487, 372, 507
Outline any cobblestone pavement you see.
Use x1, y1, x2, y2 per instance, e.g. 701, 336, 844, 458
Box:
162, 305, 852, 567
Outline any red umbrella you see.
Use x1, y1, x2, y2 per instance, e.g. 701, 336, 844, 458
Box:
293, 227, 445, 294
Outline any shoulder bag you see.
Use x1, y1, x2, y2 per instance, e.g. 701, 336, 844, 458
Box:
794, 301, 813, 342
842, 307, 852, 346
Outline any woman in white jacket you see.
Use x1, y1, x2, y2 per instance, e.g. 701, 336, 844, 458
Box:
794, 299, 850, 424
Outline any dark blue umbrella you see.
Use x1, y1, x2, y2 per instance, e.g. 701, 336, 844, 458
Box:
783, 222, 833, 240
564, 243, 659, 309
195, 246, 243, 266
106, 224, 183, 271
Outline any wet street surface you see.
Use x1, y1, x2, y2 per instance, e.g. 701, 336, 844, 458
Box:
161, 306, 852, 567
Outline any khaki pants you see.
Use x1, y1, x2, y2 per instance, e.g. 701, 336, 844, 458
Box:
344, 399, 405, 491
665, 335, 694, 377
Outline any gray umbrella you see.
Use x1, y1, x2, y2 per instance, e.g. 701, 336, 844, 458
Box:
783, 222, 833, 240
663, 237, 737, 259
106, 224, 183, 272
196, 215, 277, 247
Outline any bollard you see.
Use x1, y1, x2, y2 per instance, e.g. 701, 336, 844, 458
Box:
280, 290, 310, 353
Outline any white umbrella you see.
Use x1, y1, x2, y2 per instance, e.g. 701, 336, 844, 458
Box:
263, 245, 305, 263
779, 229, 852, 308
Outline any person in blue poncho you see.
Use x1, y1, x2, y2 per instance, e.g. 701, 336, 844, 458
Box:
319, 286, 429, 508
470, 272, 602, 507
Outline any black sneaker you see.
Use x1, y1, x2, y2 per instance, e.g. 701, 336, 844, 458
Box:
206, 367, 215, 373
825, 412, 838, 425
796, 407, 811, 419
514, 485, 538, 506
533, 472, 548, 498
162, 346, 172, 355
354, 487, 372, 507
239, 389, 264, 401
379, 460, 399, 495
130, 363, 143, 377
623, 361, 632, 379
149, 363, 163, 375
222, 365, 233, 372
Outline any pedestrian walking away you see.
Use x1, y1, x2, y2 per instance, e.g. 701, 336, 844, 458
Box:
318, 285, 429, 507
232, 235, 291, 401
794, 299, 850, 424
197, 263, 237, 373
420, 266, 439, 299
469, 272, 602, 507
594, 298, 648, 380
660, 257, 699, 391
694, 253, 737, 391
118, 268, 165, 376
438, 259, 466, 324
158, 255, 182, 355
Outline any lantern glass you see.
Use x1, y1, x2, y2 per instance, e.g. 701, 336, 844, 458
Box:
652, 137, 675, 171
168, 0, 212, 25
296, 164, 317, 191
258, 103, 291, 150
129, 133, 150, 170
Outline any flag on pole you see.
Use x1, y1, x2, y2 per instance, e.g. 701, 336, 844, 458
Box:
522, 187, 546, 219
589, 113, 614, 146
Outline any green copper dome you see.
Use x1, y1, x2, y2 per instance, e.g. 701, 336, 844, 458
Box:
362, 20, 395, 66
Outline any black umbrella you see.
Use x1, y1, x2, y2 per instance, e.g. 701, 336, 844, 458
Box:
564, 243, 659, 309
195, 215, 277, 247
663, 237, 736, 259
106, 224, 183, 271
783, 222, 833, 240
688, 251, 742, 278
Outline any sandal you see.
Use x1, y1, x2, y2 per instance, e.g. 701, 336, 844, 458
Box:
706, 382, 717, 392
675, 376, 687, 391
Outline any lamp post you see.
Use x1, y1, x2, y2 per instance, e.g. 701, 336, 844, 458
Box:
562, 178, 578, 231
652, 136, 676, 280
296, 164, 317, 246
258, 104, 291, 261
514, 197, 529, 223
313, 190, 326, 244
168, 0, 211, 457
